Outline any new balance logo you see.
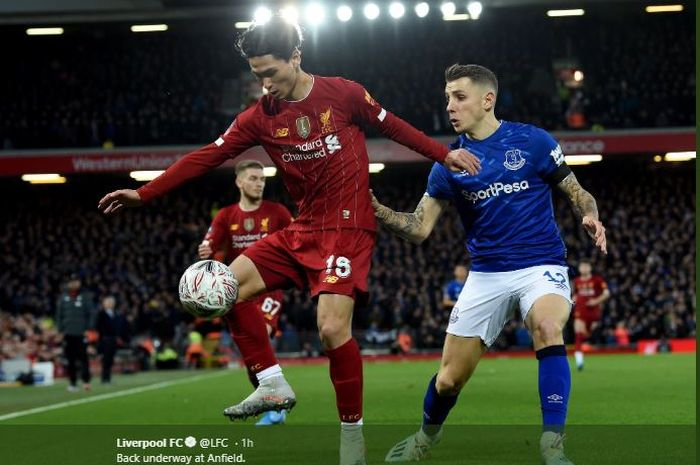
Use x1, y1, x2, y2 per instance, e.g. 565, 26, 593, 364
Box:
547, 394, 564, 403
461, 181, 530, 204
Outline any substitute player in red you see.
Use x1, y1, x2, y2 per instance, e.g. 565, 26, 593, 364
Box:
99, 15, 479, 465
198, 159, 292, 425
572, 260, 610, 371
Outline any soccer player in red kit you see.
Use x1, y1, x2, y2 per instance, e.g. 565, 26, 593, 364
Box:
99, 15, 479, 464
572, 260, 610, 371
198, 159, 292, 425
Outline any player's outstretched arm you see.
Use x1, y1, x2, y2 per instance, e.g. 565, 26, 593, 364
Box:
557, 172, 607, 254
371, 190, 447, 244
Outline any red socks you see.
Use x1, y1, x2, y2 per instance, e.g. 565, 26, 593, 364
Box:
224, 300, 278, 375
327, 338, 363, 423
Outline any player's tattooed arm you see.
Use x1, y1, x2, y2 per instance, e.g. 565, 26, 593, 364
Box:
371, 192, 448, 244
557, 172, 608, 254
556, 172, 598, 219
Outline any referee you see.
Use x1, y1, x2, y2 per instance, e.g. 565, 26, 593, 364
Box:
56, 273, 96, 392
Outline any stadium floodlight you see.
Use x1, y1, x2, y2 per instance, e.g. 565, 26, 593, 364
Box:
645, 4, 684, 13
664, 151, 696, 161
564, 155, 602, 165
444, 13, 469, 21
440, 2, 457, 17
235, 21, 253, 29
467, 1, 482, 19
369, 163, 385, 173
337, 5, 353, 22
130, 170, 165, 181
26, 27, 64, 36
130, 24, 168, 32
280, 5, 300, 23
546, 9, 585, 17
573, 70, 584, 82
263, 167, 278, 177
305, 2, 326, 25
415, 2, 430, 17
389, 2, 406, 19
253, 6, 272, 24
21, 173, 67, 184
363, 3, 380, 20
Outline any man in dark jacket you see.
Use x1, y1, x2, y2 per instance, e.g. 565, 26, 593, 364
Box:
56, 273, 95, 391
96, 295, 128, 384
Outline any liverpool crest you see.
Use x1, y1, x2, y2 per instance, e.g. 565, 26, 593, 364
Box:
319, 108, 333, 134
296, 116, 311, 139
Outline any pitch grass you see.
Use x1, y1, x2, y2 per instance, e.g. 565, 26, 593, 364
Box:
0, 353, 694, 425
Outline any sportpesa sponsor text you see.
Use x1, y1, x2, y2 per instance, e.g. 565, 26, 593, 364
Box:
462, 180, 530, 203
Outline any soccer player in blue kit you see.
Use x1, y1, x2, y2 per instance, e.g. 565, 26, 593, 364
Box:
372, 64, 607, 465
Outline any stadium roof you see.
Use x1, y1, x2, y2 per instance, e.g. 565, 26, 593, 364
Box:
0, 0, 683, 24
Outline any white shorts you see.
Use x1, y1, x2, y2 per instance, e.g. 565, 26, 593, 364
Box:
446, 265, 573, 347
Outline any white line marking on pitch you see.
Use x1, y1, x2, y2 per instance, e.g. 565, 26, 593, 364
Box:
0, 370, 231, 421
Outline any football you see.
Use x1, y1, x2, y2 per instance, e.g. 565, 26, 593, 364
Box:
178, 260, 239, 319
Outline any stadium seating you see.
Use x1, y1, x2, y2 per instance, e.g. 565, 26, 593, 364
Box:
0, 12, 694, 149
0, 159, 694, 360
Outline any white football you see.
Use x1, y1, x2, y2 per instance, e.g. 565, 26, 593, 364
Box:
178, 260, 239, 319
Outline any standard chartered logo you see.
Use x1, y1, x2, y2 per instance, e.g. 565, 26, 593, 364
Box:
462, 180, 530, 203
281, 133, 342, 162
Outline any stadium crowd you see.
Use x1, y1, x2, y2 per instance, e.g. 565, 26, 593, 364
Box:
0, 160, 695, 370
0, 11, 694, 150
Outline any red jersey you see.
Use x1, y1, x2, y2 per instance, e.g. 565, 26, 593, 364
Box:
137, 75, 448, 231
204, 200, 293, 263
573, 275, 608, 315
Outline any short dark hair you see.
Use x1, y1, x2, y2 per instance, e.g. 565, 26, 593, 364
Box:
445, 64, 498, 94
235, 160, 265, 176
236, 15, 303, 60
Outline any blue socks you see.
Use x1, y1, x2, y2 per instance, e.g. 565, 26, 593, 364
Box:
536, 345, 571, 434
421, 374, 458, 436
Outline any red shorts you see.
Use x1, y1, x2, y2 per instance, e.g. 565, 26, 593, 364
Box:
574, 307, 600, 332
243, 228, 375, 302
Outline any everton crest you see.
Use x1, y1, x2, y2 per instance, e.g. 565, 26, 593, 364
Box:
503, 149, 525, 171
296, 116, 311, 139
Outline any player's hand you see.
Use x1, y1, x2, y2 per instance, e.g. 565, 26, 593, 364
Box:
198, 240, 213, 259
582, 215, 607, 254
585, 300, 597, 307
98, 189, 142, 215
444, 148, 481, 174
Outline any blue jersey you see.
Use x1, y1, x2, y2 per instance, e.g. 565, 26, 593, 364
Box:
426, 121, 567, 272
444, 279, 464, 302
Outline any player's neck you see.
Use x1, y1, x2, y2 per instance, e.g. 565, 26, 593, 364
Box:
239, 197, 262, 212
464, 116, 501, 141
286, 71, 314, 102
581, 274, 592, 280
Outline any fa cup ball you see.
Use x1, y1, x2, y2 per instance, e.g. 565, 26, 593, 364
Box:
178, 260, 238, 319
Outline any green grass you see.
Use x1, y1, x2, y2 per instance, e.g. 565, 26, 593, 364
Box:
0, 354, 695, 465
0, 353, 695, 425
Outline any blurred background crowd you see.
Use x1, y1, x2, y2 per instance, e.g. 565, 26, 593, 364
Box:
0, 158, 695, 370
0, 11, 694, 150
